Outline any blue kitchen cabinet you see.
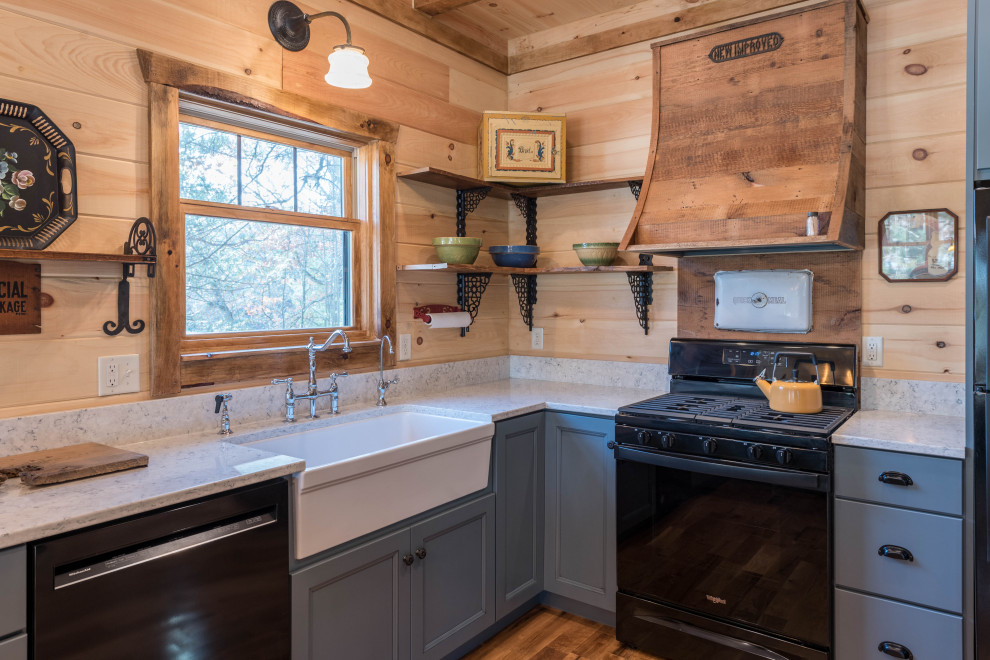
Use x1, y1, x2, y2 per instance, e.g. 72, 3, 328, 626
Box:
0, 546, 25, 660
494, 412, 545, 621
291, 494, 494, 660
543, 412, 616, 613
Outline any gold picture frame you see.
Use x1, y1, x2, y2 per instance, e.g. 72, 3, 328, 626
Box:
479, 111, 566, 184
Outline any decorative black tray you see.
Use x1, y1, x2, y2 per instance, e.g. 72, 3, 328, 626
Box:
0, 99, 77, 249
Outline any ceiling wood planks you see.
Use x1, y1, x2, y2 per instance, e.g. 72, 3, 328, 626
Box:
344, 0, 508, 72
413, 0, 485, 17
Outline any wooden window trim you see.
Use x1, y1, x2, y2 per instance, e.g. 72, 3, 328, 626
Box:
145, 52, 397, 397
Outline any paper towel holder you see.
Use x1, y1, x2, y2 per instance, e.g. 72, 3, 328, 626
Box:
413, 304, 461, 324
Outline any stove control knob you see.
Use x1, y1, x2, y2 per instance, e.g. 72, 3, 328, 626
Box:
703, 438, 718, 455
776, 448, 792, 465
659, 433, 675, 450
636, 430, 651, 446
747, 445, 765, 460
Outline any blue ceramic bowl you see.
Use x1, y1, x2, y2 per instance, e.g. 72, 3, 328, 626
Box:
490, 245, 540, 268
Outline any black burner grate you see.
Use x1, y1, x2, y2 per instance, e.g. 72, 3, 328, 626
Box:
620, 394, 853, 436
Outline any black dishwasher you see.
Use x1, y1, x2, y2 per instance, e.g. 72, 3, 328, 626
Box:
30, 479, 290, 660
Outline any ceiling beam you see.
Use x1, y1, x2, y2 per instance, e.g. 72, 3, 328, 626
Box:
507, 0, 813, 74
345, 0, 508, 73
413, 0, 485, 17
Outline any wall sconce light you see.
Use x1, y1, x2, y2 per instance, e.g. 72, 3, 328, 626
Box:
268, 1, 372, 89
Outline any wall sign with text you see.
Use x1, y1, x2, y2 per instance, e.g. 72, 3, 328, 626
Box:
0, 260, 41, 334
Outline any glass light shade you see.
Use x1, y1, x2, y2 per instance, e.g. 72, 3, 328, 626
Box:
325, 45, 372, 89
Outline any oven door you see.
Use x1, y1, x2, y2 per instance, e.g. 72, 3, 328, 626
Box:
616, 445, 830, 655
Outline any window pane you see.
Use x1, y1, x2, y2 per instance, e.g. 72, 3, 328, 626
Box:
179, 123, 238, 204
240, 136, 294, 211
297, 148, 344, 217
185, 214, 351, 334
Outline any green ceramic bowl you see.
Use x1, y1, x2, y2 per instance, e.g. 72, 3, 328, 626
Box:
573, 242, 619, 266
433, 236, 482, 264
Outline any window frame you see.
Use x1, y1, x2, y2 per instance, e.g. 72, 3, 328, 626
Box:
145, 52, 397, 396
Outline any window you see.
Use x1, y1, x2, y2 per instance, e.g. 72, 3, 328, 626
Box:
178, 117, 355, 335
146, 71, 397, 396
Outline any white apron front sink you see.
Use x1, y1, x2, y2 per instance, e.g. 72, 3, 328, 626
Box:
248, 411, 494, 559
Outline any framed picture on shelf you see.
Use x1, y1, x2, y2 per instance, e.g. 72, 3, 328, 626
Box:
479, 111, 565, 184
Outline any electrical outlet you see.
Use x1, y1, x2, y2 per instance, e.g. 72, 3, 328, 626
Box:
398, 334, 412, 361
863, 336, 883, 367
98, 355, 140, 396
532, 327, 544, 350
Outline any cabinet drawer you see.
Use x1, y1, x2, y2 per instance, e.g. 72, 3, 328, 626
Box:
834, 446, 962, 515
835, 588, 961, 660
0, 547, 25, 638
835, 499, 961, 612
0, 634, 26, 660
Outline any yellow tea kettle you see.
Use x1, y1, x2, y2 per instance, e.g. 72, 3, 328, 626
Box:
753, 352, 823, 414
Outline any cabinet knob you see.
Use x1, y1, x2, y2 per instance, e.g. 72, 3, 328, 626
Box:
607, 441, 616, 450
415, 547, 427, 560
877, 545, 914, 562
878, 471, 914, 487
878, 641, 913, 659
402, 554, 414, 566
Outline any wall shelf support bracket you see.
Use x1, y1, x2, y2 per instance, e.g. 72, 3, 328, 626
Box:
104, 217, 157, 336
510, 274, 537, 331
455, 187, 491, 237
511, 194, 538, 246
457, 272, 492, 337
626, 254, 654, 335
628, 180, 643, 201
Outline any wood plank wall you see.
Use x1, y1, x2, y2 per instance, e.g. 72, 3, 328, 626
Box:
0, 0, 508, 417
506, 0, 966, 383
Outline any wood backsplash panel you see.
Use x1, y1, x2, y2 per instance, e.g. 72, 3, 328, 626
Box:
677, 251, 861, 346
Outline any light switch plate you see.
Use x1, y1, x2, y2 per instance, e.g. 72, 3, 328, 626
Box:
98, 355, 140, 396
398, 334, 412, 361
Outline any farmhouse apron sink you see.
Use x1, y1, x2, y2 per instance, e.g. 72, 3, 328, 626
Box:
248, 411, 494, 559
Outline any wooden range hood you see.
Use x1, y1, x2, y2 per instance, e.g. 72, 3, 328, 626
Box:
620, 0, 867, 256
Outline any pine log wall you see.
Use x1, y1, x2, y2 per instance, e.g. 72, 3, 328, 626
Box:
506, 0, 966, 384
0, 0, 966, 417
0, 0, 509, 417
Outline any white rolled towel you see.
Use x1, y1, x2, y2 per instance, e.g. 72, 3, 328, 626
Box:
426, 312, 473, 328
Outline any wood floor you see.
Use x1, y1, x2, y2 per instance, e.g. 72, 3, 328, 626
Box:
462, 606, 662, 660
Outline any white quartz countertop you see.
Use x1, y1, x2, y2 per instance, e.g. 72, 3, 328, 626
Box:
0, 433, 304, 549
0, 378, 659, 550
832, 410, 966, 459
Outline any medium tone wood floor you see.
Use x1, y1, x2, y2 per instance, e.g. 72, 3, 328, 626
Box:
462, 606, 662, 660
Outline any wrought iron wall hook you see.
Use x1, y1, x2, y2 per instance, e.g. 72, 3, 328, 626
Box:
103, 217, 157, 336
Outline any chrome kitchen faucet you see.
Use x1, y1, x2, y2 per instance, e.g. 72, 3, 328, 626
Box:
272, 329, 351, 421
377, 335, 399, 407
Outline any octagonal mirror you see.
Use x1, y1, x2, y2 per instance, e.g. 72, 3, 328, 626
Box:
879, 208, 958, 282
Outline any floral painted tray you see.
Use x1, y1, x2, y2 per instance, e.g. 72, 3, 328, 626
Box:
0, 99, 77, 249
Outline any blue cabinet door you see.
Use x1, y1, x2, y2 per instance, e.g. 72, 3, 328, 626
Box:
977, 0, 990, 178
544, 412, 616, 612
410, 494, 495, 660
291, 529, 411, 660
495, 412, 545, 621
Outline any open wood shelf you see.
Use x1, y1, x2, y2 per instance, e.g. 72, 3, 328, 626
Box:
0, 249, 156, 264
398, 167, 642, 199
398, 263, 672, 275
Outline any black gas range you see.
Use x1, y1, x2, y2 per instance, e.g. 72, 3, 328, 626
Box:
614, 338, 857, 660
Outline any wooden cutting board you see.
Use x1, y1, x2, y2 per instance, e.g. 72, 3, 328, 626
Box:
0, 442, 149, 486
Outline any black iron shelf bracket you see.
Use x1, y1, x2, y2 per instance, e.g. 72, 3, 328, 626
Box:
626, 253, 654, 335
510, 274, 538, 331
457, 272, 492, 337
511, 194, 538, 246
455, 187, 491, 237
104, 217, 157, 336
629, 180, 643, 201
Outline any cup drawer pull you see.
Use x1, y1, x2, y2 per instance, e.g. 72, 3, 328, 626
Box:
878, 641, 914, 659
878, 471, 914, 486
878, 545, 914, 562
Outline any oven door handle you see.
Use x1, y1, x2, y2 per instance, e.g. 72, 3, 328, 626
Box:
615, 446, 829, 492
636, 614, 791, 660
